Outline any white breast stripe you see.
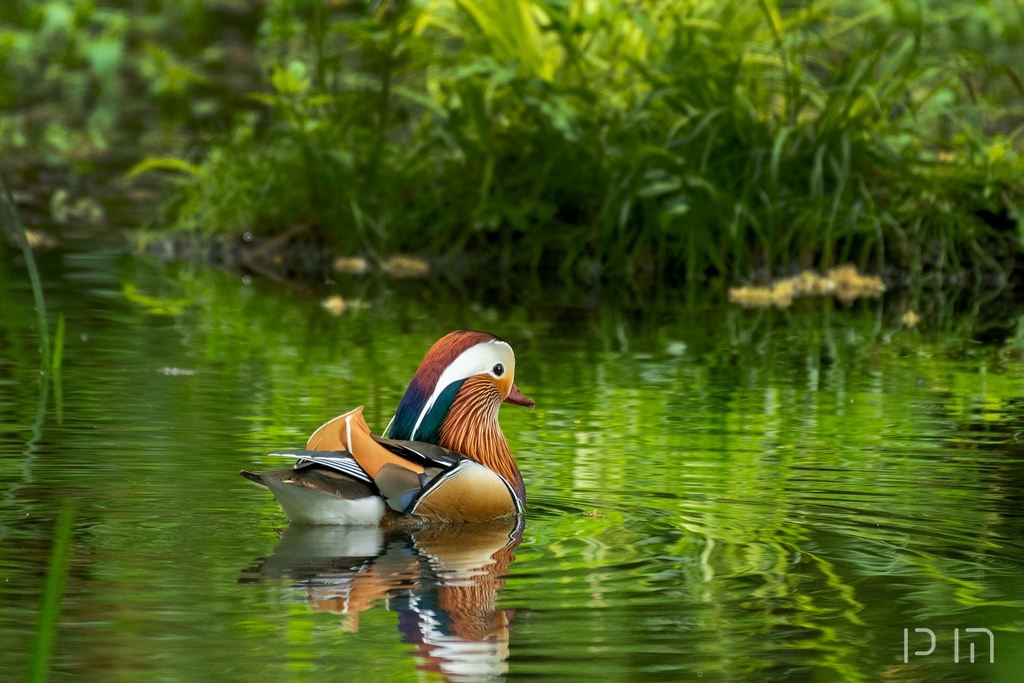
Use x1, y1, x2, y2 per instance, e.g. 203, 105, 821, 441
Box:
504, 477, 525, 515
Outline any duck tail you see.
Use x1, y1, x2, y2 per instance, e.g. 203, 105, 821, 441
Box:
240, 470, 268, 487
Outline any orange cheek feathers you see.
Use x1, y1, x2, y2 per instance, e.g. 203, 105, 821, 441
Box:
495, 375, 512, 400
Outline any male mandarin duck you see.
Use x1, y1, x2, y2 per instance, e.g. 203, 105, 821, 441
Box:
241, 330, 533, 525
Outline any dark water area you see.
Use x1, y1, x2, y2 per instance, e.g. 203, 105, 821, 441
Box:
1, 243, 1023, 682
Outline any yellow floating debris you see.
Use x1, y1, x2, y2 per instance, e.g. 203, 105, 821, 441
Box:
24, 230, 59, 249
728, 280, 796, 308
728, 265, 886, 309
321, 295, 368, 316
385, 255, 430, 278
728, 286, 774, 308
769, 280, 796, 307
333, 256, 372, 275
901, 311, 920, 328
828, 265, 885, 302
793, 270, 836, 296
322, 296, 345, 316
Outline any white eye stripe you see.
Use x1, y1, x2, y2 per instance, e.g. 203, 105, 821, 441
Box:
410, 340, 515, 439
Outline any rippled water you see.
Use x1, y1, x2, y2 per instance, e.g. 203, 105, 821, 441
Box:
2, 248, 1023, 682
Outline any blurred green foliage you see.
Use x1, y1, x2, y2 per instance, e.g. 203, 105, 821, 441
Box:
4, 0, 1024, 279
0, 0, 260, 170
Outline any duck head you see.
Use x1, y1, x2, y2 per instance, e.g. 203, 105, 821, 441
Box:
389, 330, 533, 444
387, 331, 532, 499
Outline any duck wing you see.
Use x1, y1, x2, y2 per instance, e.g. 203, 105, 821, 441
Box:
267, 449, 376, 485
271, 407, 465, 514
242, 462, 376, 499
370, 436, 463, 468
267, 447, 451, 514
269, 407, 516, 520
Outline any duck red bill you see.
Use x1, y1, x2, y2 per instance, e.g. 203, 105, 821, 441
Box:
504, 383, 535, 409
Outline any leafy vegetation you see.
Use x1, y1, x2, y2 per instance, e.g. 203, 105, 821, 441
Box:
4, 0, 1024, 280
0, 0, 260, 171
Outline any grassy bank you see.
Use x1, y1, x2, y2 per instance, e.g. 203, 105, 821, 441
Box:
5, 0, 1024, 282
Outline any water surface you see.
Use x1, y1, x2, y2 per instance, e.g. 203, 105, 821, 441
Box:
1, 249, 1023, 682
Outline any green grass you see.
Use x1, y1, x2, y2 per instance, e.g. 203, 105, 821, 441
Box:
0, 0, 262, 170
24, 501, 76, 683
139, 0, 1024, 281
2, 173, 51, 369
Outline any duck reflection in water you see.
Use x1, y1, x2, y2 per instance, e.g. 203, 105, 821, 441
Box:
240, 517, 522, 682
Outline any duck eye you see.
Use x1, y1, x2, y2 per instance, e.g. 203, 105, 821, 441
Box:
492, 363, 504, 377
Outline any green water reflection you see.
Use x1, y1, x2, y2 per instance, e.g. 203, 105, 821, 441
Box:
1, 250, 1023, 682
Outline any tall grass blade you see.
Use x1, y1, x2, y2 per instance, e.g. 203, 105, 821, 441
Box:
24, 501, 76, 683
1, 174, 51, 371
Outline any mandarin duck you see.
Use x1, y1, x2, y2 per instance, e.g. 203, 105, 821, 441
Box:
241, 330, 533, 525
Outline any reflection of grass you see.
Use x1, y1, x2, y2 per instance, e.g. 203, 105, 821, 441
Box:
25, 501, 76, 683
4, 258, 1022, 681
502, 289, 1024, 679
121, 282, 191, 316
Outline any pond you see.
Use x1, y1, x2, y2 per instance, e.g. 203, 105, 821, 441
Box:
1, 247, 1023, 682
